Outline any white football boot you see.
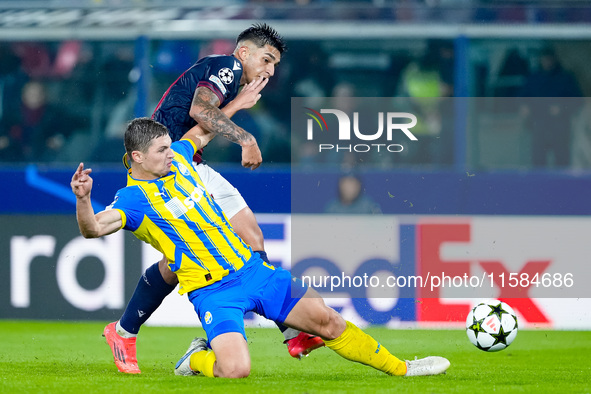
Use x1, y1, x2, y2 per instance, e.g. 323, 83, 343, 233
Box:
405, 356, 450, 376
175, 337, 209, 376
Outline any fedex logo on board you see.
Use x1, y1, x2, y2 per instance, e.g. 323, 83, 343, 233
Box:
415, 222, 552, 325
288, 217, 558, 326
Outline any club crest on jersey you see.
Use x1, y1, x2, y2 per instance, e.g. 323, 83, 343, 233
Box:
204, 311, 213, 325
218, 68, 234, 84
177, 162, 191, 176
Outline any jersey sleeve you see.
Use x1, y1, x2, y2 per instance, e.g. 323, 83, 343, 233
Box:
108, 188, 144, 232
197, 56, 243, 106
172, 139, 196, 163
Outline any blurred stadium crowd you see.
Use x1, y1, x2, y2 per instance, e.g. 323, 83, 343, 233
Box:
1, 0, 591, 171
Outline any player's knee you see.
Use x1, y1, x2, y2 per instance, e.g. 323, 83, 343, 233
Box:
227, 366, 250, 379
216, 360, 250, 378
317, 306, 346, 341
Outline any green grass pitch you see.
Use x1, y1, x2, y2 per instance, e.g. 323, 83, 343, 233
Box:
0, 320, 590, 393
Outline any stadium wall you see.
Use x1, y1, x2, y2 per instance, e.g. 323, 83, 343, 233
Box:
2, 166, 591, 215
1, 167, 590, 329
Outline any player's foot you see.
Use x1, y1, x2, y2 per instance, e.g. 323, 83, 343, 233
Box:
102, 321, 141, 374
405, 356, 450, 376
175, 337, 208, 376
285, 332, 325, 359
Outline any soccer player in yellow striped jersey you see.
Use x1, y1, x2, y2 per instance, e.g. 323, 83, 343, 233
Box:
72, 118, 450, 378
116, 140, 252, 294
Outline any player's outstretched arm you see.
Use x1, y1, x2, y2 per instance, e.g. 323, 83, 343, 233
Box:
190, 86, 262, 170
71, 162, 123, 238
190, 78, 266, 149
181, 124, 216, 151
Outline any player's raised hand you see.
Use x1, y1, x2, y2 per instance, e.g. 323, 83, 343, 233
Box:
241, 141, 262, 170
233, 76, 269, 110
71, 162, 93, 198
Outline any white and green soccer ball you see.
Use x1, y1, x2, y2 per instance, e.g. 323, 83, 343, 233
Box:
466, 300, 518, 352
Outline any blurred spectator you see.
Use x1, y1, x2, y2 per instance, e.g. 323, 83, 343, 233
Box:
571, 98, 591, 170
0, 80, 85, 162
493, 48, 530, 98
0, 43, 27, 126
102, 45, 135, 104
12, 42, 52, 78
199, 39, 233, 59
53, 41, 82, 78
432, 40, 455, 96
519, 46, 583, 168
324, 173, 382, 214
330, 82, 356, 113
395, 41, 450, 165
289, 42, 335, 109
398, 41, 452, 99
1, 81, 52, 161
90, 89, 136, 163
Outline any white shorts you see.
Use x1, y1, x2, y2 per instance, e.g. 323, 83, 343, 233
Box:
193, 163, 248, 219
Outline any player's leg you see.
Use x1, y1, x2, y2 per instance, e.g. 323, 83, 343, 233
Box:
221, 204, 323, 357
226, 206, 311, 347
118, 256, 178, 333
103, 256, 177, 374
282, 287, 450, 376
208, 332, 251, 378
254, 265, 409, 375
175, 332, 251, 378
195, 163, 323, 357
176, 279, 252, 378
194, 164, 265, 250
227, 205, 265, 251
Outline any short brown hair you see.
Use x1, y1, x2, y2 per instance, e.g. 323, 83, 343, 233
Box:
124, 118, 169, 161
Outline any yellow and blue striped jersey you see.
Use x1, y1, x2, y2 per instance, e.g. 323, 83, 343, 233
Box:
109, 139, 252, 294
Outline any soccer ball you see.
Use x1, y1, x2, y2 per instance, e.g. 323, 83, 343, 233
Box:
466, 300, 518, 352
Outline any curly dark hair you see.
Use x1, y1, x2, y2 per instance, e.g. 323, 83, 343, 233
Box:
237, 23, 287, 54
